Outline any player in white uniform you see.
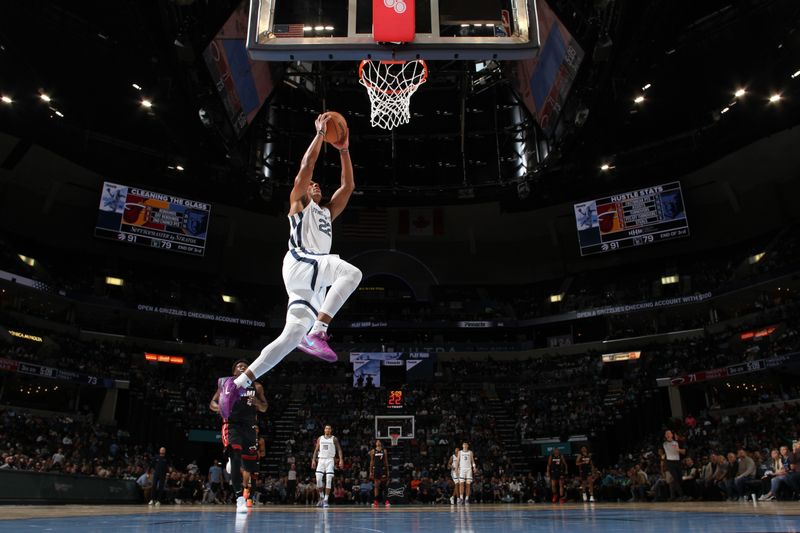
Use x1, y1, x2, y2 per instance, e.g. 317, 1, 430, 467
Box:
456, 442, 477, 504
448, 447, 460, 505
312, 425, 344, 507
233, 113, 361, 391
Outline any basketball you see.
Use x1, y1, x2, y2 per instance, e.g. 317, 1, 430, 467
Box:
324, 111, 348, 145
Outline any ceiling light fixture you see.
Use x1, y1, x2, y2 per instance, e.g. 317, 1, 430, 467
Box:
132, 83, 142, 90
642, 83, 651, 90
40, 93, 51, 102
1, 95, 12, 104
769, 94, 781, 103
734, 88, 746, 98
792, 69, 800, 79
141, 99, 153, 108
634, 95, 645, 103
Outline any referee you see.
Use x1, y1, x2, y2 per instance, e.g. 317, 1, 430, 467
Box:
663, 430, 686, 500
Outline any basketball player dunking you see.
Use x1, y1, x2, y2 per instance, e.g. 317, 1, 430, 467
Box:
312, 424, 344, 508
369, 440, 390, 508
210, 360, 267, 513
230, 113, 360, 393
448, 447, 460, 505
576, 445, 596, 502
456, 442, 477, 505
547, 448, 567, 503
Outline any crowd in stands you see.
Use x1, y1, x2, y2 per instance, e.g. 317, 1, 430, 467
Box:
609, 403, 800, 503
0, 406, 145, 479
1, 224, 799, 504
1, 223, 798, 343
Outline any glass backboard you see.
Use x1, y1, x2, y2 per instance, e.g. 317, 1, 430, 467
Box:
247, 0, 539, 61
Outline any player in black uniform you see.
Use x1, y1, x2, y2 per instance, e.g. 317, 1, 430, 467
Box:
369, 440, 390, 508
576, 445, 596, 502
210, 360, 267, 512
546, 448, 567, 503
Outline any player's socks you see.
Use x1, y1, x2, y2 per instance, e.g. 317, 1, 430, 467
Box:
310, 320, 329, 335
233, 373, 252, 388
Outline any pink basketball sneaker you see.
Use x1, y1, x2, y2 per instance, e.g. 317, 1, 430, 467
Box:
297, 331, 337, 362
217, 376, 245, 419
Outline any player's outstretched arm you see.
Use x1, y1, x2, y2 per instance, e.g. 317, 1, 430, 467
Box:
326, 130, 354, 221
290, 113, 330, 216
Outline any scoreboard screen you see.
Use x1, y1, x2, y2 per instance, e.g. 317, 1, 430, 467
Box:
95, 182, 211, 257
574, 181, 689, 256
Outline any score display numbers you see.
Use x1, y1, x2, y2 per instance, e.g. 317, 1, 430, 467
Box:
95, 182, 211, 257
574, 181, 689, 256
387, 390, 404, 410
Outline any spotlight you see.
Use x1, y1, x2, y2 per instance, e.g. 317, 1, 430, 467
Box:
132, 83, 142, 90
176, 165, 185, 171
54, 110, 64, 118
634, 95, 645, 104
642, 83, 651, 91
600, 163, 610, 171
768, 94, 781, 103
141, 99, 153, 108
721, 107, 730, 114
734, 88, 746, 98
1, 95, 12, 104
40, 93, 51, 103
792, 69, 800, 79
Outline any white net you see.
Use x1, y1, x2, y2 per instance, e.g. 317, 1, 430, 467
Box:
358, 60, 427, 130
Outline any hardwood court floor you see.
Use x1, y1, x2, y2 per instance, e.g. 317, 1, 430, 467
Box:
0, 502, 798, 532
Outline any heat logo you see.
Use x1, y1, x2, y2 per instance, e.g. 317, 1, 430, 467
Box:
384, 0, 406, 14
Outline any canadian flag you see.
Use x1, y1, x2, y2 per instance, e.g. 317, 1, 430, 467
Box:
398, 208, 444, 236
373, 0, 415, 42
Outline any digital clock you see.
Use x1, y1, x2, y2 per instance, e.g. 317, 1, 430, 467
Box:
387, 389, 404, 409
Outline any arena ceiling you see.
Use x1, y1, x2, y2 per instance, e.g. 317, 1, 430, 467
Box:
0, 0, 798, 211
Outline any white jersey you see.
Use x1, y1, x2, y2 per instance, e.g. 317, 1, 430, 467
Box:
288, 200, 332, 254
317, 435, 336, 459
450, 454, 459, 474
459, 450, 474, 472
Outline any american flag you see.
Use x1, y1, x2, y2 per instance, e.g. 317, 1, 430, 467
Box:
273, 24, 306, 38
338, 208, 388, 241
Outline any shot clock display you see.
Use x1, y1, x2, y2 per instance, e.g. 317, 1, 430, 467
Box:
387, 389, 404, 410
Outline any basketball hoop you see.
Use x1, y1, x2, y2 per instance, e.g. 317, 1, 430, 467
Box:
358, 59, 428, 130
389, 432, 401, 447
